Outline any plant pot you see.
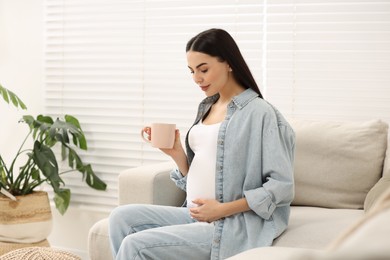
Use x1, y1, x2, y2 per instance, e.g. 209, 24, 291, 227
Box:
0, 191, 52, 243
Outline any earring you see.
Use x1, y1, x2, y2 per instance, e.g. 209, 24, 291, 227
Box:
229, 68, 233, 72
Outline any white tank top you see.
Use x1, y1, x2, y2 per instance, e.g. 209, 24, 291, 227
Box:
186, 121, 221, 208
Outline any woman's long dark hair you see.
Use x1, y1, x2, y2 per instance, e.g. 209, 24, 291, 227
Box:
186, 28, 263, 98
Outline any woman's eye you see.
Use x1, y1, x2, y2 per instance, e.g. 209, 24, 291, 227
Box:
201, 69, 208, 73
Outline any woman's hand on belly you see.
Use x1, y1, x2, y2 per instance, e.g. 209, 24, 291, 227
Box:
189, 199, 224, 223
190, 198, 251, 223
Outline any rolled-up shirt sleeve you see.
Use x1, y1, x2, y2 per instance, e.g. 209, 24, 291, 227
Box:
170, 168, 188, 192
244, 123, 295, 220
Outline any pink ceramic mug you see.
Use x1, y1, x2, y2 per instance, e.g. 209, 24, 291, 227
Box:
141, 123, 176, 149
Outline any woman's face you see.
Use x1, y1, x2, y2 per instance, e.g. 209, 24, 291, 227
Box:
186, 51, 231, 97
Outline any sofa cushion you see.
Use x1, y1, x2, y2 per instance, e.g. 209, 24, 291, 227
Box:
273, 206, 363, 249
226, 247, 325, 260
365, 133, 390, 211
382, 132, 390, 178
329, 208, 390, 257
364, 175, 390, 211
226, 246, 389, 260
290, 119, 388, 209
328, 186, 390, 251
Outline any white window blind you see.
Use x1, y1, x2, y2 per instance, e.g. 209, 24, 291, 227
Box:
265, 0, 390, 122
45, 0, 390, 212
44, 0, 264, 211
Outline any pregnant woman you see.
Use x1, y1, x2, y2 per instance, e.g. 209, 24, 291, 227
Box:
109, 28, 295, 260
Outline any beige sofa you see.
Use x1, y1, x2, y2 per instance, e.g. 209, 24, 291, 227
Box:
88, 119, 390, 260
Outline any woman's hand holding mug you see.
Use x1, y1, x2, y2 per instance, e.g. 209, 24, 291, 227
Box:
141, 123, 184, 157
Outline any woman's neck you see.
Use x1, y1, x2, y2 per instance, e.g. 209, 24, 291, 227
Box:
217, 83, 245, 105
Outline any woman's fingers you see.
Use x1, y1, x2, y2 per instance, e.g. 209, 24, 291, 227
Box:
142, 126, 151, 140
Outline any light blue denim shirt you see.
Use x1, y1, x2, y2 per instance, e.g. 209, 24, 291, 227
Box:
171, 88, 295, 259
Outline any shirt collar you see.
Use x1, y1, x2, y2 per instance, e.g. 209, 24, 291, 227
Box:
200, 88, 259, 109
231, 88, 259, 109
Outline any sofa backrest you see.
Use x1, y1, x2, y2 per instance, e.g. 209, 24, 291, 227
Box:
290, 119, 388, 209
364, 132, 390, 211
381, 133, 390, 178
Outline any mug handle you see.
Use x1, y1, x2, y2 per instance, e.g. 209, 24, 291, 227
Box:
141, 128, 151, 143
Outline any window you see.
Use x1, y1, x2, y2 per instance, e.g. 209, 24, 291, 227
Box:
265, 0, 390, 121
44, 0, 390, 211
44, 0, 264, 211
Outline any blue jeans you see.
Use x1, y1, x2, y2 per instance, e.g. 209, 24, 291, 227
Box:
109, 204, 214, 260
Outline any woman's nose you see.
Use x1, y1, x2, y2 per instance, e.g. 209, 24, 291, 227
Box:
193, 73, 203, 85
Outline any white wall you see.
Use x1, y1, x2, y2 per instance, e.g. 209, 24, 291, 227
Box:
0, 1, 109, 259
49, 207, 109, 259
0, 0, 44, 156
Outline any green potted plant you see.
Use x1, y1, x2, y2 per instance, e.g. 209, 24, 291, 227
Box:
0, 84, 107, 251
0, 84, 107, 215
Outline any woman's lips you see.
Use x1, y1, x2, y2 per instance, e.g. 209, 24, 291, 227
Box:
200, 85, 210, 91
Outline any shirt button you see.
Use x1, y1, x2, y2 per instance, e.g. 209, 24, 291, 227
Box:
218, 140, 224, 145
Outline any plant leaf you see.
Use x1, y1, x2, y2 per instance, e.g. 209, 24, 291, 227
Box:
67, 146, 83, 169
22, 115, 35, 127
83, 164, 107, 190
65, 146, 106, 191
8, 90, 25, 109
50, 119, 81, 148
61, 144, 67, 161
0, 84, 27, 110
37, 115, 54, 124
31, 141, 63, 191
65, 115, 87, 150
0, 85, 10, 103
67, 147, 74, 168
53, 188, 71, 215
0, 166, 7, 187
31, 168, 40, 181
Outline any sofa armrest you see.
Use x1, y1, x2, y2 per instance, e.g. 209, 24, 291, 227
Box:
118, 161, 186, 206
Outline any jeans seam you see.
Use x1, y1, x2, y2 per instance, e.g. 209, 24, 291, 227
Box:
133, 241, 210, 260
126, 213, 194, 235
127, 222, 161, 235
